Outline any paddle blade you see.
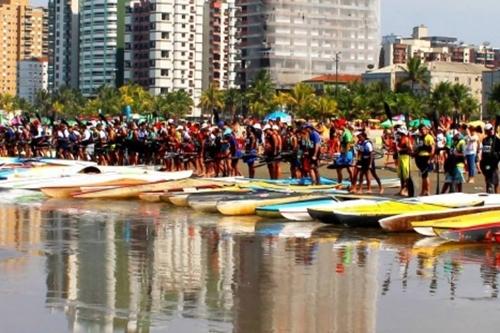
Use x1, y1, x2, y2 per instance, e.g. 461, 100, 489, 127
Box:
407, 176, 415, 197
384, 102, 393, 122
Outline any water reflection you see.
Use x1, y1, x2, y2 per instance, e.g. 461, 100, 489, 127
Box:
0, 198, 499, 332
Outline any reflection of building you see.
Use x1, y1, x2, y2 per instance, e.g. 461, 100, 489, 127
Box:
233, 238, 378, 333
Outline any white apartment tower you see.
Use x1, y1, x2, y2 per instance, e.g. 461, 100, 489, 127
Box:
48, 0, 79, 90
124, 0, 206, 115
208, 0, 240, 89
18, 58, 49, 103
79, 0, 119, 95
238, 0, 381, 87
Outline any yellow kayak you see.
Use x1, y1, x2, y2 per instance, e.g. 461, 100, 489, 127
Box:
413, 209, 500, 229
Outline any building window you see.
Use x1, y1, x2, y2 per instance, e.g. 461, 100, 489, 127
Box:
161, 32, 169, 39
162, 13, 169, 20
161, 50, 169, 58
161, 87, 168, 94
161, 69, 168, 76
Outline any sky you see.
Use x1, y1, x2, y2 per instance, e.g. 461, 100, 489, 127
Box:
382, 0, 500, 46
30, 0, 500, 47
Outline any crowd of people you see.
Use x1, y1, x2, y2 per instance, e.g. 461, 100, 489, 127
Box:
0, 113, 499, 194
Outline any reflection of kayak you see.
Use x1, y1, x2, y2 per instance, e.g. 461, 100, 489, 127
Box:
256, 196, 337, 218
381, 205, 500, 233
216, 193, 318, 216
255, 222, 324, 238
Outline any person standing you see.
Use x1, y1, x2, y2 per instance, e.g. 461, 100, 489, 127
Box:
414, 124, 435, 196
463, 125, 479, 183
307, 125, 322, 185
396, 126, 412, 196
442, 131, 466, 193
479, 123, 500, 193
328, 124, 354, 185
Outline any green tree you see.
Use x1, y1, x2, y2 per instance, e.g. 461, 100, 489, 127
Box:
223, 88, 243, 119
312, 96, 338, 118
199, 83, 223, 115
246, 70, 275, 116
287, 82, 316, 118
399, 57, 431, 94
94, 85, 121, 115
119, 84, 152, 114
165, 90, 194, 118
430, 82, 453, 116
34, 89, 52, 116
0, 93, 18, 113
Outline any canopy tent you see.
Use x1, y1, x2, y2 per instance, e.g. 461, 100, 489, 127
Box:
468, 120, 485, 128
408, 119, 431, 128
264, 109, 292, 124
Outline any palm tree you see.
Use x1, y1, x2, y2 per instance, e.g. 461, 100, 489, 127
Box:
223, 88, 243, 119
34, 89, 52, 116
51, 86, 86, 117
246, 70, 275, 116
0, 93, 18, 113
487, 83, 500, 117
166, 90, 194, 117
119, 84, 152, 114
287, 82, 315, 118
449, 83, 473, 120
313, 96, 338, 118
430, 82, 453, 116
95, 85, 121, 115
199, 83, 224, 116
399, 57, 431, 94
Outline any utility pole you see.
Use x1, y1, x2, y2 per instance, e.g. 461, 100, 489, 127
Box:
334, 52, 341, 98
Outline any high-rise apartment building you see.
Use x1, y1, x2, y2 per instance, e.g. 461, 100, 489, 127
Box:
237, 0, 380, 88
381, 25, 500, 69
124, 0, 206, 115
0, 0, 26, 94
207, 0, 239, 89
79, 0, 123, 95
30, 7, 49, 58
0, 0, 49, 95
48, 0, 79, 90
17, 57, 48, 102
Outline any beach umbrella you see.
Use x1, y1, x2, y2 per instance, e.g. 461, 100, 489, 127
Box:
264, 109, 292, 124
409, 119, 431, 128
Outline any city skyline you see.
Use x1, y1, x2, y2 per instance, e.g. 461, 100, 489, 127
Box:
29, 0, 500, 48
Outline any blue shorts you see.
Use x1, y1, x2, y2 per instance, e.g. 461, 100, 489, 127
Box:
330, 151, 353, 169
445, 165, 465, 184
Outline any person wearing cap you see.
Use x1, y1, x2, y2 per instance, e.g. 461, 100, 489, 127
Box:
414, 124, 435, 196
441, 130, 466, 193
396, 126, 412, 196
480, 123, 500, 193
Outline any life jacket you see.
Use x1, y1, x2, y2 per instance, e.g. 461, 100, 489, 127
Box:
415, 134, 433, 154
360, 139, 373, 159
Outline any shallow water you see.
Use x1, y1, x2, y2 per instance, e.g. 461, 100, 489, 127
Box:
0, 195, 500, 333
